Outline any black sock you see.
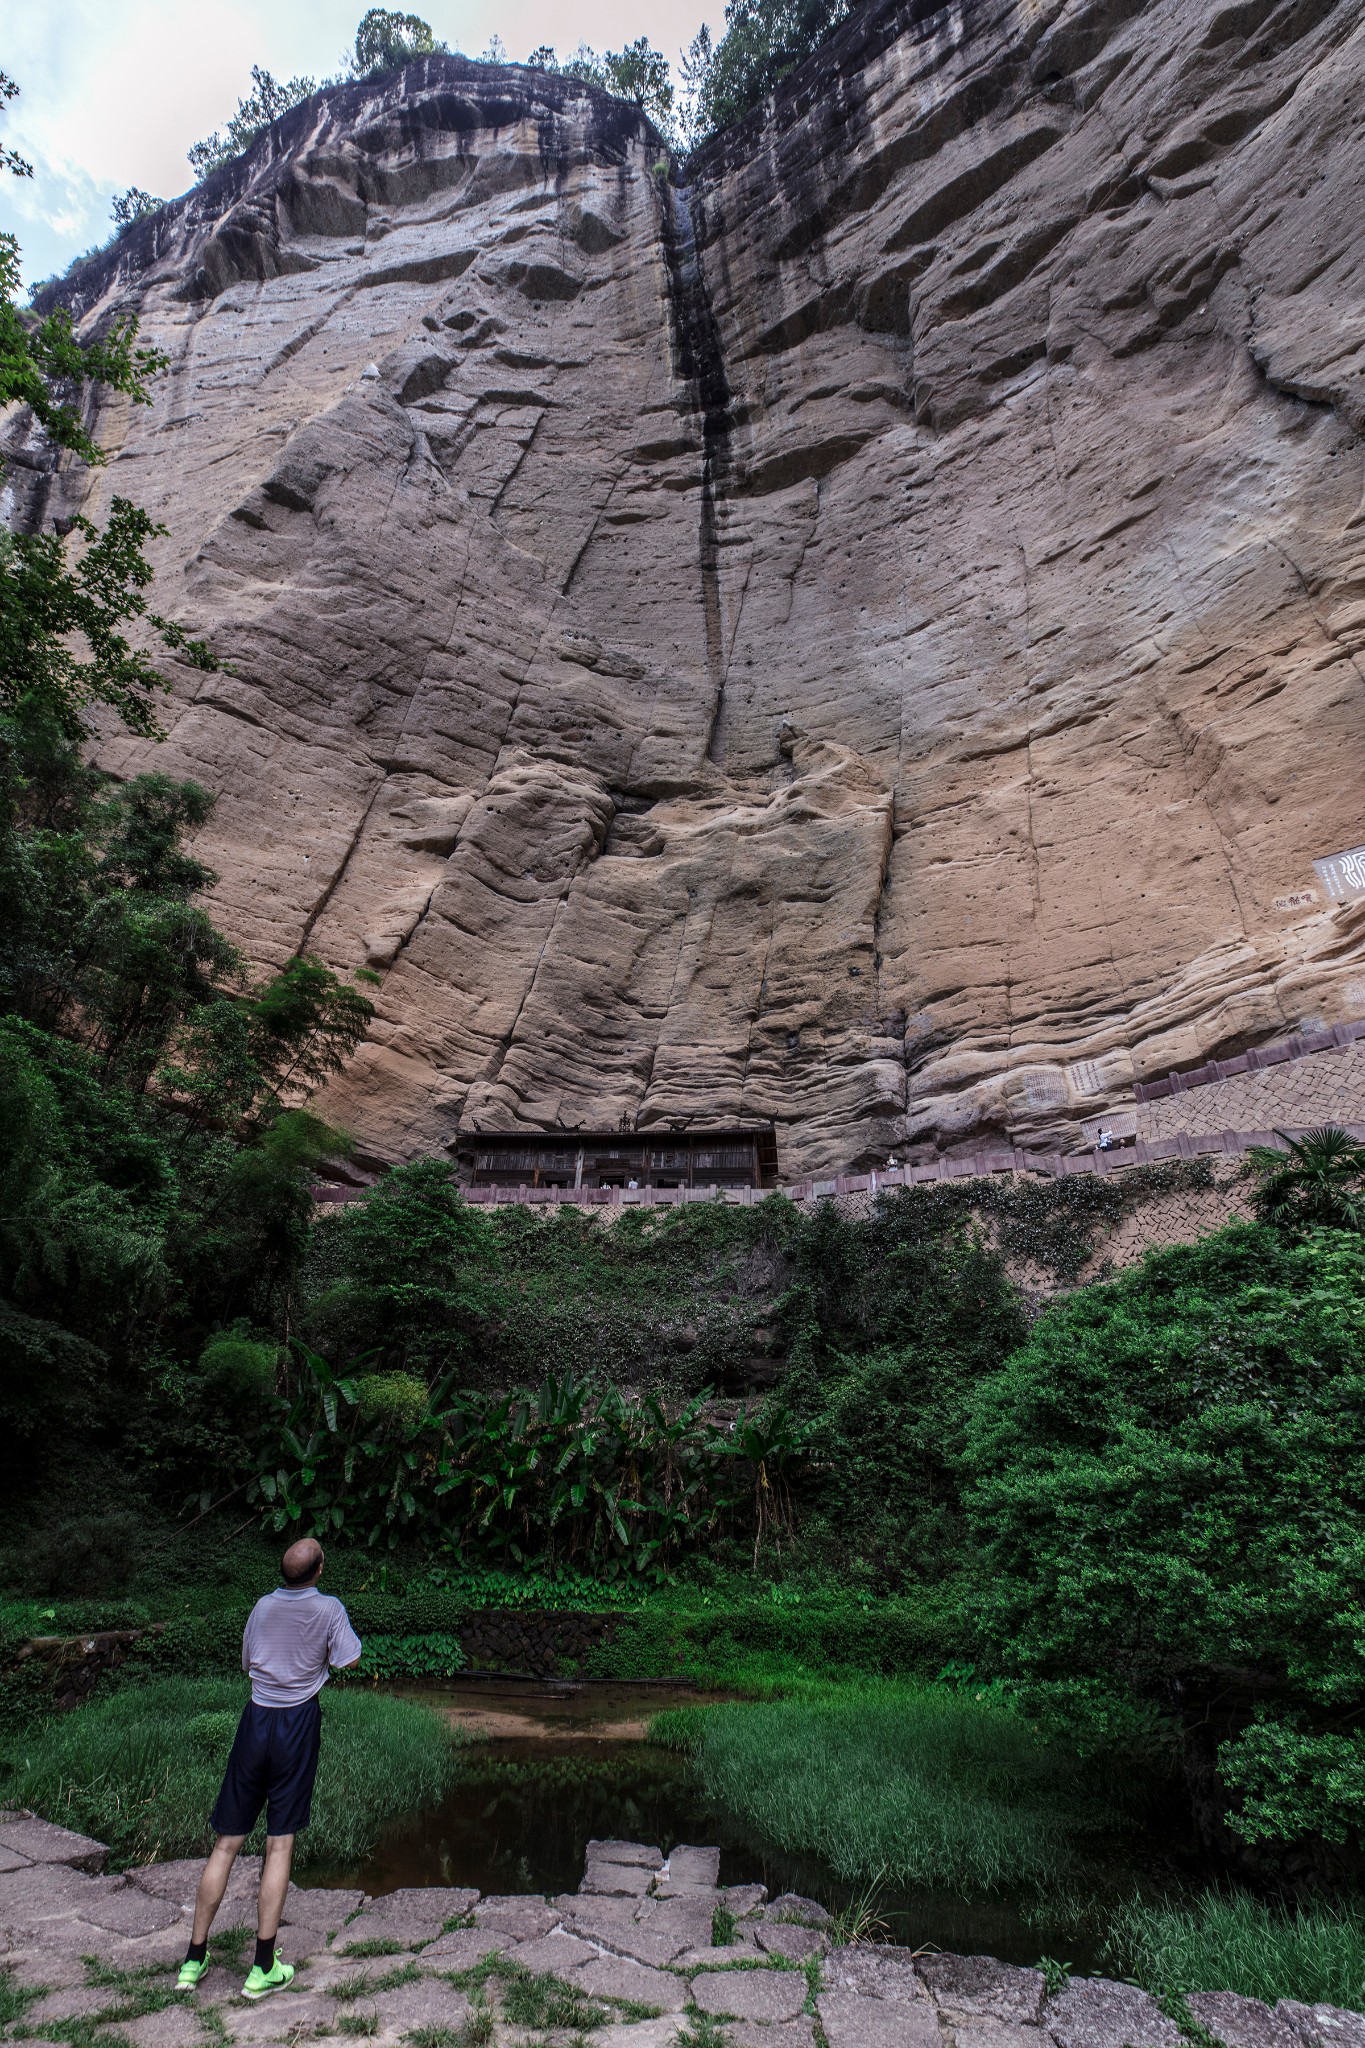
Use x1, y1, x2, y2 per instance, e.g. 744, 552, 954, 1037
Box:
254, 1937, 275, 1973
185, 1939, 208, 1965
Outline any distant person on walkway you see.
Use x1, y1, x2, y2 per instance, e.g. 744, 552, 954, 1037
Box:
1096, 1127, 1115, 1151
177, 1538, 362, 1999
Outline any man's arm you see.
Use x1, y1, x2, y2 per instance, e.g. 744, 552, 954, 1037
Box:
328, 1602, 363, 1672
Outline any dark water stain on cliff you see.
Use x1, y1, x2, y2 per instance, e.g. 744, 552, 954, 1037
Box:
658, 174, 735, 766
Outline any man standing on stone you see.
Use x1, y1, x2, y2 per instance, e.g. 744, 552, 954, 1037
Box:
177, 1537, 362, 1998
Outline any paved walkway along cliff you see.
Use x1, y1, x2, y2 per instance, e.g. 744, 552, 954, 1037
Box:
3, 1812, 1362, 2048
11, 0, 1365, 1176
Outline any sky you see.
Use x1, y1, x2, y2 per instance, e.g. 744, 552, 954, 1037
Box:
3, 0, 719, 291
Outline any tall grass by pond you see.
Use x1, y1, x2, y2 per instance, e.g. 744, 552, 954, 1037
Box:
652, 1681, 1122, 1897
1107, 1891, 1365, 2012
4, 1677, 462, 1869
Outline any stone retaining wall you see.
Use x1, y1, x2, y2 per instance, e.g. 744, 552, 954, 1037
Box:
1138, 1036, 1365, 1144
459, 1609, 617, 1676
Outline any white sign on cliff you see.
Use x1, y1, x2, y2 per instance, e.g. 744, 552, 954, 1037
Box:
1314, 846, 1365, 901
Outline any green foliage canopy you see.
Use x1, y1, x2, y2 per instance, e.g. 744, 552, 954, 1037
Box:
188, 64, 318, 180
353, 9, 446, 75
961, 1224, 1365, 1844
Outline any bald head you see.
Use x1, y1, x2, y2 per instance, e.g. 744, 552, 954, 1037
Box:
281, 1537, 324, 1587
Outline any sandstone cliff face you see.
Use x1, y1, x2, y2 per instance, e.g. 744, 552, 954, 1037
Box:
8, 0, 1365, 1176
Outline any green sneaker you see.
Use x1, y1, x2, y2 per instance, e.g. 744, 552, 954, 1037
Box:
176, 1957, 209, 1993
241, 1958, 294, 2000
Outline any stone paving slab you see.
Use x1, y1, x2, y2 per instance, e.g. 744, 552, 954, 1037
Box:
283, 1884, 365, 1932
919, 1957, 1046, 2025
4, 1945, 90, 1991
690, 1967, 810, 2023
582, 1858, 655, 1897
510, 1928, 601, 1975
1281, 2006, 1365, 2048
571, 1952, 689, 2012
950, 2020, 1052, 2048
587, 1839, 664, 1869
418, 1924, 513, 1967
1188, 1992, 1302, 2048
756, 1922, 828, 1962
556, 1890, 639, 1926
78, 1887, 185, 1936
1045, 1979, 1181, 2048
473, 1897, 561, 1940
825, 1946, 928, 2003
223, 1991, 335, 2041
571, 2024, 683, 2048
721, 1883, 768, 1916
731, 2022, 819, 2047
111, 2004, 212, 2048
663, 1845, 720, 1888
364, 1978, 472, 2031
0, 1861, 125, 1924
677, 1940, 763, 1966
348, 1885, 476, 1946
820, 1989, 944, 2048
764, 1893, 832, 1927
24, 1985, 115, 2025
0, 1810, 109, 1871
0, 1845, 33, 1874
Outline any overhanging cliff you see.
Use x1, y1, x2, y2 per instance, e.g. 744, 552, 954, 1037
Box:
8, 0, 1365, 1177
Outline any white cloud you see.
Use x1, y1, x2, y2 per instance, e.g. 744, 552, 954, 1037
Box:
2, 0, 722, 290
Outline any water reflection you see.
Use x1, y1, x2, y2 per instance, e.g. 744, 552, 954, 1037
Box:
312, 1680, 1116, 1969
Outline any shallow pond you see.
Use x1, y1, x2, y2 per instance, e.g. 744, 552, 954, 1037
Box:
314, 1679, 1126, 1970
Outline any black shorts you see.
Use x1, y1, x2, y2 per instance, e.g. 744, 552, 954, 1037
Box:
210, 1694, 323, 1839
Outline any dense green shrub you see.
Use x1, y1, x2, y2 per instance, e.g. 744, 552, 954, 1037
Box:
961, 1224, 1365, 1845
253, 1357, 807, 1573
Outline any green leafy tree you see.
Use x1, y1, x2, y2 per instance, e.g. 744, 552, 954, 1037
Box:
1, 237, 166, 467
110, 188, 163, 231
528, 38, 675, 130
1, 70, 33, 179
601, 38, 675, 128
1248, 1125, 1365, 1233
697, 0, 852, 138
305, 1159, 493, 1372
960, 1224, 1365, 1845
0, 503, 217, 738
352, 9, 446, 76
187, 64, 317, 180
677, 26, 717, 152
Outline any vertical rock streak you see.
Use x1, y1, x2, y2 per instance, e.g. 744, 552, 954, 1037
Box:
658, 176, 735, 765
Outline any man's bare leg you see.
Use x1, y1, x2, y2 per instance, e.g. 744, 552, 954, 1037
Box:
191, 1835, 246, 1946
257, 1833, 295, 1949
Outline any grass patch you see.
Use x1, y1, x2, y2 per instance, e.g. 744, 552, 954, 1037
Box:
654, 1680, 1121, 1896
2, 1677, 461, 1870
678, 2017, 734, 2048
336, 2015, 378, 2037
1105, 1891, 1365, 2012
21, 1977, 183, 2048
409, 2020, 494, 2048
338, 1939, 408, 1959
711, 1904, 737, 1946
0, 1969, 42, 2030
442, 1955, 604, 2031
329, 1964, 421, 2003
208, 1926, 252, 1969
